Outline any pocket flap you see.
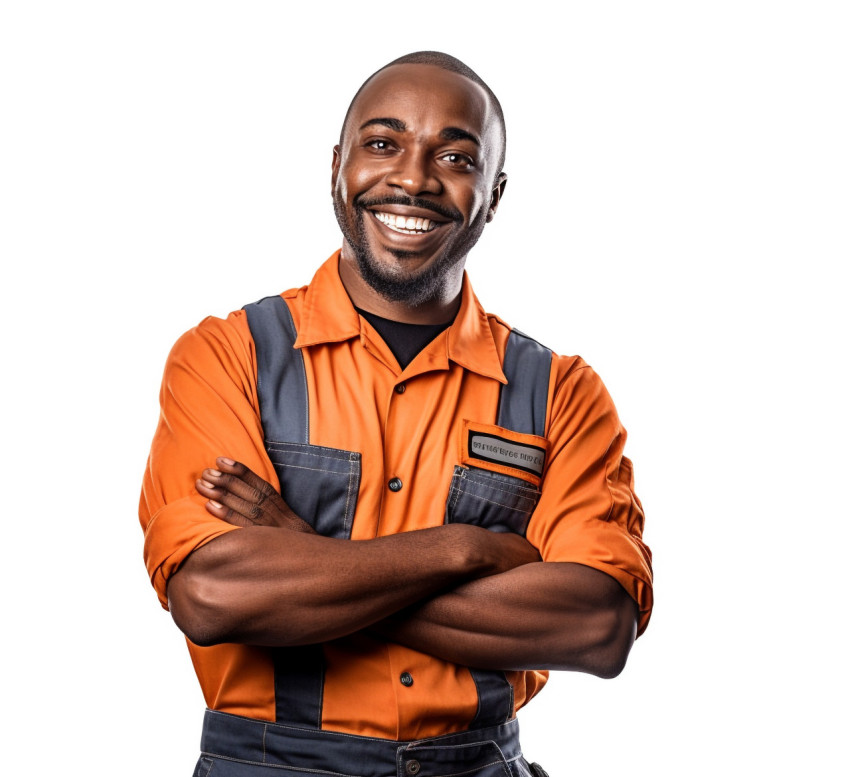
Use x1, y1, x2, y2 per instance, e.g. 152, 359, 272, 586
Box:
460, 420, 549, 486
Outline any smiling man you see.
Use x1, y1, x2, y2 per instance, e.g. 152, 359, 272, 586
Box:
141, 51, 652, 776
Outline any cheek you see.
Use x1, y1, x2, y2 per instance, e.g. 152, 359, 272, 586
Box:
461, 188, 489, 223
337, 157, 383, 202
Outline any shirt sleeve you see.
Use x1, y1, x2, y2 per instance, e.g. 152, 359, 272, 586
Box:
525, 359, 654, 635
139, 311, 280, 609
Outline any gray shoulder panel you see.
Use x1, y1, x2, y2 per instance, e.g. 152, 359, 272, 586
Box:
497, 329, 552, 437
243, 295, 309, 444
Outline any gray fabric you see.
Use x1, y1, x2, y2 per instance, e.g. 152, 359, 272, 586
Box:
243, 295, 363, 540
497, 329, 552, 438
244, 295, 309, 444
265, 440, 361, 539
468, 668, 515, 729
445, 465, 539, 536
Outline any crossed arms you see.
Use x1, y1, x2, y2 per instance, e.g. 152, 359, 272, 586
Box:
145, 317, 651, 680
167, 459, 639, 677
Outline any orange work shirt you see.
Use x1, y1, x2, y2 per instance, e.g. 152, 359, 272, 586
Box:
140, 252, 653, 740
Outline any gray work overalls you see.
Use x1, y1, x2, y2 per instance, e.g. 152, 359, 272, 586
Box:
196, 295, 552, 777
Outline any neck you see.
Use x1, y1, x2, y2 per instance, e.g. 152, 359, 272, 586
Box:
337, 251, 464, 324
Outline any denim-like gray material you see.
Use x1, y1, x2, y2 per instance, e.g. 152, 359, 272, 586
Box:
196, 710, 538, 777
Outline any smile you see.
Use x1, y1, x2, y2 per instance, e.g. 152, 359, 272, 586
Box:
371, 211, 438, 234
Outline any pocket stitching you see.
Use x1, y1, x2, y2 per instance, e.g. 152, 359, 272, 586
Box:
457, 490, 538, 513
462, 473, 540, 500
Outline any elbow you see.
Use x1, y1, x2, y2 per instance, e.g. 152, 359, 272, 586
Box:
167, 568, 238, 647
586, 593, 639, 679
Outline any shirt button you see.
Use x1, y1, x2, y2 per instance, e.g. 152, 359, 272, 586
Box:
400, 671, 413, 687
406, 760, 420, 775
395, 383, 406, 394
388, 478, 403, 492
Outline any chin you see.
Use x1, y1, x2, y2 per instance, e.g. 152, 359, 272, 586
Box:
353, 243, 459, 307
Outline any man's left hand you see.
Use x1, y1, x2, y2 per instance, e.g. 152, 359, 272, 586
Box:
196, 458, 316, 533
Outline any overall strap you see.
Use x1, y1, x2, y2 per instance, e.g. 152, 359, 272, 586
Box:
244, 294, 321, 727
497, 328, 553, 438
243, 295, 309, 444
469, 328, 552, 729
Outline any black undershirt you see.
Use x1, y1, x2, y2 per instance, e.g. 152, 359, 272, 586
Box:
355, 307, 454, 370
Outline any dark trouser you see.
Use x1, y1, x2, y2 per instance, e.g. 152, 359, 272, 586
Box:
196, 709, 537, 777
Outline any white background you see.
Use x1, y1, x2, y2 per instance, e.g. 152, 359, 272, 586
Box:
2, 1, 848, 774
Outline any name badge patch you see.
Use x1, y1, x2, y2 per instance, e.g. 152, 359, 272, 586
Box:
461, 421, 548, 485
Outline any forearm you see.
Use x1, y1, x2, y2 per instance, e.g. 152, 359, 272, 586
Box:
167, 523, 535, 647
372, 561, 638, 678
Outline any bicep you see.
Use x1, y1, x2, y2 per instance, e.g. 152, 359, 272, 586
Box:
140, 313, 273, 608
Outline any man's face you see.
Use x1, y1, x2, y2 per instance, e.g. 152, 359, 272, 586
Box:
332, 63, 506, 307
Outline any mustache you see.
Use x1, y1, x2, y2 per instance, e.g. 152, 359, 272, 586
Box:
354, 195, 461, 223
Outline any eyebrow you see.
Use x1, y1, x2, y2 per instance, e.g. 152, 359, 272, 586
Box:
440, 127, 480, 147
358, 118, 480, 147
359, 118, 406, 132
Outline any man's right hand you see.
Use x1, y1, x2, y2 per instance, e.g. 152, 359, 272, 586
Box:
471, 527, 541, 576
196, 458, 316, 533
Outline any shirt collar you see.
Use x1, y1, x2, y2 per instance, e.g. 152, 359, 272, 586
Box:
295, 251, 506, 384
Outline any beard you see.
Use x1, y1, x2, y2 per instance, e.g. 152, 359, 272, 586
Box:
332, 193, 487, 308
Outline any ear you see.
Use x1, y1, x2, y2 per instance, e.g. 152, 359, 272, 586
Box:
486, 172, 508, 223
331, 145, 341, 193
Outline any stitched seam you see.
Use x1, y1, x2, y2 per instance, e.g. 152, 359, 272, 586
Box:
426, 760, 508, 777
200, 753, 365, 777
457, 492, 537, 513
265, 445, 360, 463
343, 458, 356, 538
449, 471, 464, 511
462, 477, 540, 500
267, 463, 354, 476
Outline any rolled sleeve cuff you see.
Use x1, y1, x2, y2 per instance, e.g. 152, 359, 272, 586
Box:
143, 495, 240, 609
542, 518, 654, 636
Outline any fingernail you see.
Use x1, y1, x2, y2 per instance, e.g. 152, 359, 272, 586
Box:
220, 457, 235, 466
200, 480, 214, 489
208, 469, 221, 478
209, 500, 223, 509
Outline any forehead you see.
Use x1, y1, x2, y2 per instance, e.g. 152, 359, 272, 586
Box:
345, 64, 499, 153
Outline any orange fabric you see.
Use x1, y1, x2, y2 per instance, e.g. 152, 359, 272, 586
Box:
140, 251, 653, 738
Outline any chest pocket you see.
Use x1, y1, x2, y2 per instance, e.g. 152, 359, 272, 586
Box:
443, 329, 552, 538
445, 466, 541, 536
245, 295, 361, 540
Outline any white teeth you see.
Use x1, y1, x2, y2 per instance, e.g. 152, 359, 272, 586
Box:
372, 211, 437, 234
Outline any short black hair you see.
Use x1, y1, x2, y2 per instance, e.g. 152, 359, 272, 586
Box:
339, 51, 507, 174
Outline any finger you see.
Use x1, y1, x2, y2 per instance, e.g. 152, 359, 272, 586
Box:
203, 498, 252, 528
215, 458, 278, 499
203, 467, 270, 507
196, 478, 227, 500
207, 487, 272, 525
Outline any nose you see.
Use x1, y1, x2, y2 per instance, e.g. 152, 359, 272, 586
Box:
385, 150, 442, 196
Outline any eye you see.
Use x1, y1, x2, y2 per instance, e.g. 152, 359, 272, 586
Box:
441, 152, 475, 169
365, 139, 394, 153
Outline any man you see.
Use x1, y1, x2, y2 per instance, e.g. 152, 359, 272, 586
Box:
141, 51, 652, 776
